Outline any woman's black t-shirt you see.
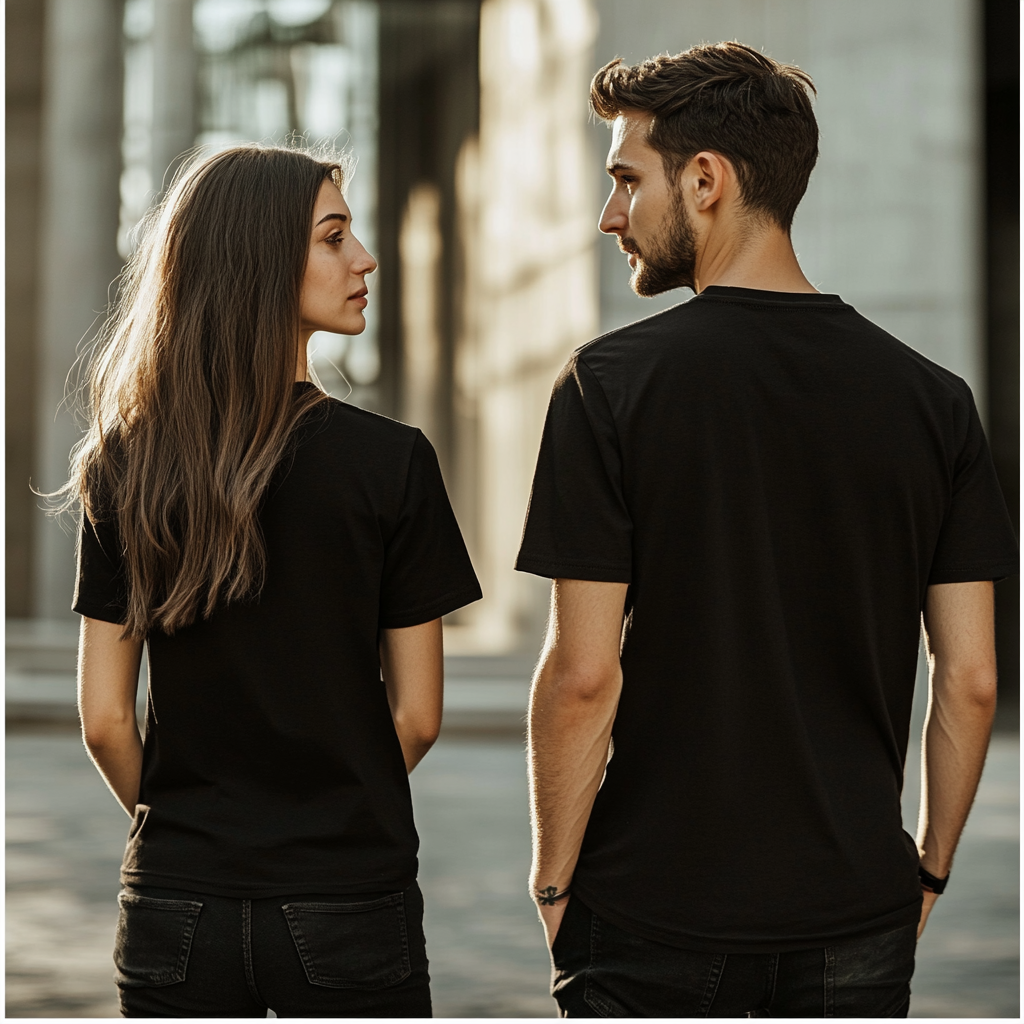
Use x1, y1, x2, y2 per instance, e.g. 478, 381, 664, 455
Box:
73, 384, 482, 898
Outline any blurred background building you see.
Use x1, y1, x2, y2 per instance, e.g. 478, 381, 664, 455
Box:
7, 0, 1017, 680
5, 0, 1018, 1017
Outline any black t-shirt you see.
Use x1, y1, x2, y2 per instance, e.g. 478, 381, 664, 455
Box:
74, 383, 482, 898
517, 286, 1018, 953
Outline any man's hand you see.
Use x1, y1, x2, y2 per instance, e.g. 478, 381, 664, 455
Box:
537, 898, 569, 948
917, 890, 939, 939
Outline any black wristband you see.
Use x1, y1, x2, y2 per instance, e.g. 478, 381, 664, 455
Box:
534, 885, 571, 906
918, 866, 949, 894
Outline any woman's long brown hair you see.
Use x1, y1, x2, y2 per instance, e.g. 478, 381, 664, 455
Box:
62, 145, 345, 638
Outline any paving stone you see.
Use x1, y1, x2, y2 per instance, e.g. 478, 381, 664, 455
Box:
5, 731, 1018, 1017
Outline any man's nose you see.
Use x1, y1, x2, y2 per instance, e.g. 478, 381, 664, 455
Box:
599, 190, 628, 235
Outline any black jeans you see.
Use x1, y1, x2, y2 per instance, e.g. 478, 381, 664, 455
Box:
551, 895, 917, 1018
113, 881, 431, 1018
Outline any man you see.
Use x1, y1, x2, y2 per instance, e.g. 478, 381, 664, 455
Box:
515, 42, 1018, 1018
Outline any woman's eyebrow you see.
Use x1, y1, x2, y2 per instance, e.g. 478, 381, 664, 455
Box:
315, 212, 349, 227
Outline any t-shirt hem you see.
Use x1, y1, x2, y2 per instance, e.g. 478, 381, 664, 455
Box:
72, 600, 126, 625
514, 556, 631, 584
928, 561, 1019, 584
570, 881, 922, 954
380, 585, 483, 629
120, 868, 418, 900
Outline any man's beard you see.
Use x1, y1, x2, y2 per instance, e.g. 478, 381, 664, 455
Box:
620, 194, 697, 297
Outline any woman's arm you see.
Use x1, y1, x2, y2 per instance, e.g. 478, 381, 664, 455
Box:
380, 618, 444, 772
78, 616, 145, 816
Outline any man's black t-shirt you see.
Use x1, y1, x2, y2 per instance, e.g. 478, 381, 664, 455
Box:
74, 383, 482, 898
516, 287, 1018, 953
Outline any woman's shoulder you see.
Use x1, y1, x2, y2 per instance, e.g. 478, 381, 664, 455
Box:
294, 391, 426, 467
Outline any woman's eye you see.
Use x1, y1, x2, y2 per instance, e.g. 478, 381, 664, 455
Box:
326, 233, 343, 246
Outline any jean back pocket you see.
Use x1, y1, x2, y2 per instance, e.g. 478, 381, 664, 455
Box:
282, 892, 411, 990
113, 891, 203, 988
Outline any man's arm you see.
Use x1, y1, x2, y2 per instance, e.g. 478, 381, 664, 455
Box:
916, 580, 998, 937
380, 618, 444, 773
528, 578, 629, 946
78, 617, 145, 816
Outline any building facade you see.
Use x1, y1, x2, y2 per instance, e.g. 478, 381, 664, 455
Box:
6, 0, 1017, 695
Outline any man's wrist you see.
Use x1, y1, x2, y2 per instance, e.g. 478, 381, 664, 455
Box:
532, 884, 571, 906
918, 865, 949, 894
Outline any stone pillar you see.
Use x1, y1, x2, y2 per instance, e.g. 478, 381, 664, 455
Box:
6, 0, 47, 618
151, 0, 195, 195
455, 0, 599, 652
33, 0, 125, 620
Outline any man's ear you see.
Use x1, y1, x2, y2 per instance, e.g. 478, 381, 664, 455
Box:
684, 151, 729, 212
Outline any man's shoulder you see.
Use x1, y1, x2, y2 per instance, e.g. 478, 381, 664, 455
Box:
840, 310, 976, 405
572, 298, 698, 369
573, 295, 975, 409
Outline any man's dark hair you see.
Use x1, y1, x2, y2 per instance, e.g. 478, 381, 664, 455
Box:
591, 41, 818, 231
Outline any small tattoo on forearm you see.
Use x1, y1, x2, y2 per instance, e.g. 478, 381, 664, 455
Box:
535, 885, 570, 906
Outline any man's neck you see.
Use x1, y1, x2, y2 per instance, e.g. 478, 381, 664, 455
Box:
693, 218, 817, 294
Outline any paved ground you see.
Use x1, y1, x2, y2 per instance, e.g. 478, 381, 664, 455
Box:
6, 729, 1018, 1018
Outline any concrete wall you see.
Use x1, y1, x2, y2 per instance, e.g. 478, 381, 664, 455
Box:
590, 0, 985, 403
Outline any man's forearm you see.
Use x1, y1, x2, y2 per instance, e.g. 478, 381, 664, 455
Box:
917, 668, 996, 877
527, 653, 622, 896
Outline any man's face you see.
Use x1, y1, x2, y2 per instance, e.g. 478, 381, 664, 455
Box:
599, 114, 697, 296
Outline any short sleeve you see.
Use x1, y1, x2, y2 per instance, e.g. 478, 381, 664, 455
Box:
379, 431, 482, 628
928, 397, 1019, 584
516, 355, 633, 582
72, 510, 129, 623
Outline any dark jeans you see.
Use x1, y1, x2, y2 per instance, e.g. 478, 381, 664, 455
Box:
551, 895, 916, 1018
113, 881, 431, 1018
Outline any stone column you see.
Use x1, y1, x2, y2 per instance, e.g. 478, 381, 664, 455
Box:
151, 0, 195, 195
457, 0, 599, 652
33, 0, 125, 620
6, 0, 47, 618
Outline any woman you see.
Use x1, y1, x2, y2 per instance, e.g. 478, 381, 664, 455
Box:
67, 145, 481, 1017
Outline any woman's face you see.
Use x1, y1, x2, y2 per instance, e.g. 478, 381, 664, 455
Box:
299, 178, 377, 339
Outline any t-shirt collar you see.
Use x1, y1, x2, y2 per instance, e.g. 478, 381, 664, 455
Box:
697, 285, 846, 305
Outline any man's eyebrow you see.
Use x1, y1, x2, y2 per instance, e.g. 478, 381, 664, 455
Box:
606, 161, 637, 176
315, 212, 348, 227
